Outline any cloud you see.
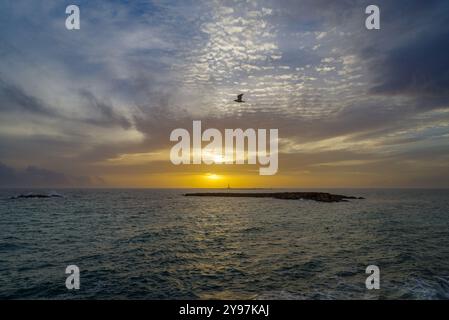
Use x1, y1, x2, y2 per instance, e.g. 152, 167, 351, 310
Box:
0, 79, 53, 116
0, 162, 104, 187
369, 29, 449, 101
0, 0, 448, 187
78, 89, 132, 129
359, 1, 449, 108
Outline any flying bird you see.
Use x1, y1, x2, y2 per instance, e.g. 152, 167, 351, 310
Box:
234, 94, 245, 103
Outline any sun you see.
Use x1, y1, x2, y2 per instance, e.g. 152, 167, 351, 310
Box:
205, 173, 221, 180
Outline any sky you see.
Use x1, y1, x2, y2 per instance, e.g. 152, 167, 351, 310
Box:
0, 0, 448, 188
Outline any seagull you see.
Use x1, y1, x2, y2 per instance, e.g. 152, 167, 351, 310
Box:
234, 93, 245, 103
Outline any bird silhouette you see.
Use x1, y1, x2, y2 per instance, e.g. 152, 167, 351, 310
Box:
234, 94, 245, 103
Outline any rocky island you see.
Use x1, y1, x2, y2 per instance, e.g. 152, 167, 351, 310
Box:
184, 192, 365, 203
9, 193, 63, 200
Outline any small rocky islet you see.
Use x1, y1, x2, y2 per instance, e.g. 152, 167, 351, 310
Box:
9, 193, 63, 200
184, 192, 365, 203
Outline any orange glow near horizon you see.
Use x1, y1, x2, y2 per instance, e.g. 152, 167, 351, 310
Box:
96, 169, 401, 189
97, 154, 414, 189
101, 172, 294, 188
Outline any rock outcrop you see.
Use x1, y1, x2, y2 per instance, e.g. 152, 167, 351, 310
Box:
185, 192, 364, 203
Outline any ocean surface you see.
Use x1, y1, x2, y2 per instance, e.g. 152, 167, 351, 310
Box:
0, 188, 448, 300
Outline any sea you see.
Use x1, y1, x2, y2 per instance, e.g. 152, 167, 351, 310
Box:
0, 188, 448, 300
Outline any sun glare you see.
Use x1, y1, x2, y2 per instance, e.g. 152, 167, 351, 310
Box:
205, 173, 221, 180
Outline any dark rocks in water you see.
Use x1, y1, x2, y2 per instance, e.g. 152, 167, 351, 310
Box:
184, 192, 364, 203
9, 193, 63, 200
